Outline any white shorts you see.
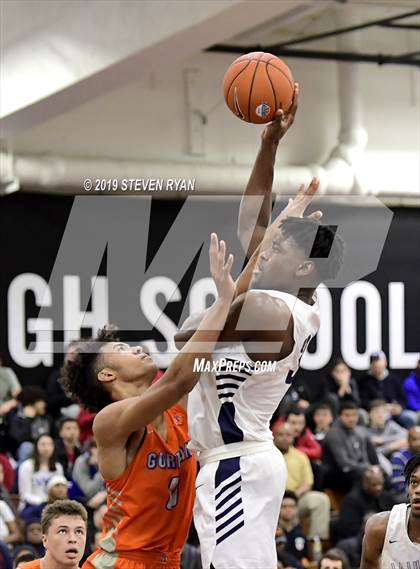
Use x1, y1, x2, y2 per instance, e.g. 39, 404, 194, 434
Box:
193, 447, 286, 569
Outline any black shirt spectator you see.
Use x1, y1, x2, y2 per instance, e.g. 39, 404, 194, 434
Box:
326, 358, 361, 409
8, 387, 51, 458
54, 417, 81, 479
358, 351, 416, 429
279, 491, 309, 561
337, 466, 395, 539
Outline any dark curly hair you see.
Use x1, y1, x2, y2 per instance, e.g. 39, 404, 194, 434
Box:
59, 326, 119, 413
405, 453, 420, 487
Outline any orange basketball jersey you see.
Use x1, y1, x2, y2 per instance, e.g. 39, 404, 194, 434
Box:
84, 405, 196, 568
18, 561, 41, 569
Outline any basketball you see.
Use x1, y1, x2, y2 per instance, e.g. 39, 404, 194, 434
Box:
223, 52, 295, 124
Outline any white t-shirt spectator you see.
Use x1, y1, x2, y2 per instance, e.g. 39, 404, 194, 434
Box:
0, 500, 15, 538
18, 459, 64, 507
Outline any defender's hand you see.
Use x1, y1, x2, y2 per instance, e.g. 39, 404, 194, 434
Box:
209, 233, 235, 303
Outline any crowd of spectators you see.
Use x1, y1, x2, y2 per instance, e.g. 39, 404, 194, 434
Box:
272, 351, 420, 568
0, 350, 418, 569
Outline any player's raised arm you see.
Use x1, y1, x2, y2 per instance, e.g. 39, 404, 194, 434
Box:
237, 84, 299, 258
93, 233, 234, 443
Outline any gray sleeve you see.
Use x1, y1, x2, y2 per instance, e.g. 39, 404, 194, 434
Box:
1, 368, 21, 397
325, 430, 367, 473
72, 455, 105, 500
377, 422, 407, 456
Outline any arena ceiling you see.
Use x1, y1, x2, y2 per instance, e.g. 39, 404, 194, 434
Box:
0, 0, 419, 198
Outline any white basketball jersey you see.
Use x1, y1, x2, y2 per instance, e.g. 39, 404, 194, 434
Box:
187, 290, 320, 452
382, 504, 420, 568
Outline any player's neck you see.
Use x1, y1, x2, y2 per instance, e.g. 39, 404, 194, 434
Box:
281, 519, 294, 531
296, 287, 316, 305
114, 377, 151, 400
408, 511, 420, 543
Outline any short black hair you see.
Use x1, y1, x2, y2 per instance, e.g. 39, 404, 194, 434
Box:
404, 454, 420, 486
17, 386, 46, 406
281, 217, 345, 281
321, 548, 350, 569
59, 326, 119, 413
285, 406, 305, 419
58, 417, 78, 430
339, 400, 358, 414
282, 490, 298, 504
314, 402, 333, 413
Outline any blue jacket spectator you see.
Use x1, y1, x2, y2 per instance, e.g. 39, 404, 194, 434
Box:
403, 360, 420, 411
390, 426, 420, 495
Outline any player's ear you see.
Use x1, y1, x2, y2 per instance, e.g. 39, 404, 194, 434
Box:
296, 261, 315, 277
97, 369, 117, 383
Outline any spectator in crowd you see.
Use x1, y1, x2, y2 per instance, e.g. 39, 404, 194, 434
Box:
366, 399, 407, 475
290, 372, 329, 412
0, 357, 21, 417
20, 473, 70, 523
18, 434, 64, 514
18, 500, 87, 569
319, 549, 350, 569
336, 466, 395, 539
336, 512, 374, 569
12, 546, 38, 569
277, 550, 303, 569
46, 343, 80, 420
54, 417, 81, 479
358, 351, 417, 428
326, 359, 361, 410
276, 536, 304, 569
390, 425, 420, 497
9, 387, 51, 462
284, 408, 322, 461
20, 519, 44, 557
71, 440, 106, 509
0, 461, 16, 512
76, 408, 95, 447
0, 496, 20, 545
273, 422, 330, 540
311, 403, 334, 443
278, 491, 309, 561
0, 455, 15, 494
403, 359, 420, 412
322, 401, 379, 492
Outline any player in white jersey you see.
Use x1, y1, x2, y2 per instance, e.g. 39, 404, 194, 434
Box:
361, 454, 420, 569
176, 88, 345, 569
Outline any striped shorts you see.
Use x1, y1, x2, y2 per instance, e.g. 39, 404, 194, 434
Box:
193, 448, 286, 569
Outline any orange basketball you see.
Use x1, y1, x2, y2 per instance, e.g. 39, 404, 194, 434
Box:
223, 52, 295, 124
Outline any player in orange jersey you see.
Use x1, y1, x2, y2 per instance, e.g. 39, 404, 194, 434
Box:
18, 500, 88, 569
59, 234, 235, 569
